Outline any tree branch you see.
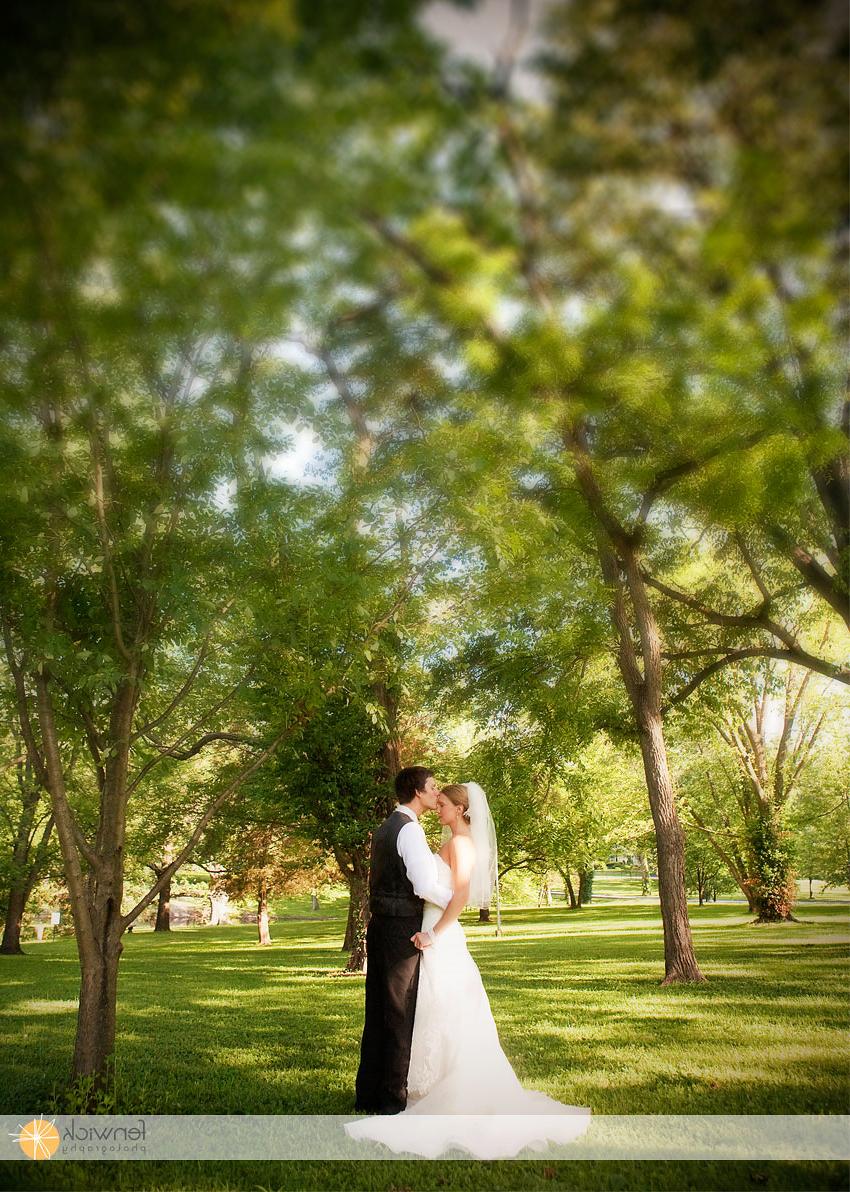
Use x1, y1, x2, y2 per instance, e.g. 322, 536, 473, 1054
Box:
643, 564, 843, 686
664, 647, 850, 709
734, 532, 772, 605
126, 671, 255, 794
121, 722, 299, 930
140, 730, 261, 761
636, 433, 767, 527
131, 605, 234, 743
765, 523, 849, 629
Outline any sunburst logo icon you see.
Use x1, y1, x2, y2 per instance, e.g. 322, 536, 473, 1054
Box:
13, 1117, 61, 1159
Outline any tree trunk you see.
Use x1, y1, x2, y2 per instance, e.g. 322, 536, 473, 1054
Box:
0, 761, 55, 955
0, 883, 28, 955
36, 672, 130, 1091
691, 811, 756, 912
622, 549, 704, 981
257, 878, 271, 946
746, 806, 796, 922
561, 870, 577, 909
73, 927, 123, 1100
749, 886, 795, 922
344, 848, 370, 973
638, 853, 651, 896
71, 848, 126, 1097
311, 890, 319, 911
566, 426, 703, 982
154, 874, 171, 932
343, 895, 356, 950
478, 905, 491, 923
578, 868, 594, 906
152, 844, 175, 932
637, 712, 705, 981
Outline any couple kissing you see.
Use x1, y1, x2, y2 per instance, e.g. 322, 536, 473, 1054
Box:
346, 766, 591, 1160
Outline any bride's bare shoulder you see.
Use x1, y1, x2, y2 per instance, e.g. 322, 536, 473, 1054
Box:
445, 834, 475, 860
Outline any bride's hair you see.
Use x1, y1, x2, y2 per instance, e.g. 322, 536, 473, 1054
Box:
441, 784, 471, 824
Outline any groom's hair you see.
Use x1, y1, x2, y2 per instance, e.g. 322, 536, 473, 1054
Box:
395, 766, 434, 804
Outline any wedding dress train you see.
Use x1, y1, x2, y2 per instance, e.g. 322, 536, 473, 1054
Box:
345, 854, 591, 1159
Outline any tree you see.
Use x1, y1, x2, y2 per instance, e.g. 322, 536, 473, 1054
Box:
217, 824, 328, 946
541, 734, 649, 909
123, 753, 212, 935
274, 692, 399, 972
301, 34, 704, 979
0, 708, 57, 953
1, 391, 300, 1095
299, 0, 846, 982
0, 0, 334, 1094
788, 737, 850, 896
683, 829, 735, 906
676, 658, 840, 919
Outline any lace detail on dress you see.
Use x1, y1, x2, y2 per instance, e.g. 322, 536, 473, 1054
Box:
407, 999, 443, 1100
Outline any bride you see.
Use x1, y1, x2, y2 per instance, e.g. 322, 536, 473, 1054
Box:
345, 782, 591, 1160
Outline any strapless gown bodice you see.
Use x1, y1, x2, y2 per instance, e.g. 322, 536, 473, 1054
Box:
420, 853, 459, 934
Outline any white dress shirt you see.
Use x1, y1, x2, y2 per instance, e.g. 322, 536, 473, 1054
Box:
395, 804, 453, 909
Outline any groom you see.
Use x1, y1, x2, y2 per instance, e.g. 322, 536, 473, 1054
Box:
354, 765, 453, 1114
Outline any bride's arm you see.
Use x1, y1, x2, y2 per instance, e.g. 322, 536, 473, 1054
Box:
412, 836, 475, 948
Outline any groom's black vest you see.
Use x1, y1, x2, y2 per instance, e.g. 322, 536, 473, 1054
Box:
369, 809, 424, 917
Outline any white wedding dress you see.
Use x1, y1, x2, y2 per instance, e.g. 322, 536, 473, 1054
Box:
345, 853, 591, 1159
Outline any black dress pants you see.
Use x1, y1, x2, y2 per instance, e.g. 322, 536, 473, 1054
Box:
354, 912, 422, 1114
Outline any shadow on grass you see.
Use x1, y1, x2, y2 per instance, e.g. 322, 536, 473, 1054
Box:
0, 907, 847, 1119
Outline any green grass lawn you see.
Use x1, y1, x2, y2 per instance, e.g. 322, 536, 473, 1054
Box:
1, 899, 847, 1191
